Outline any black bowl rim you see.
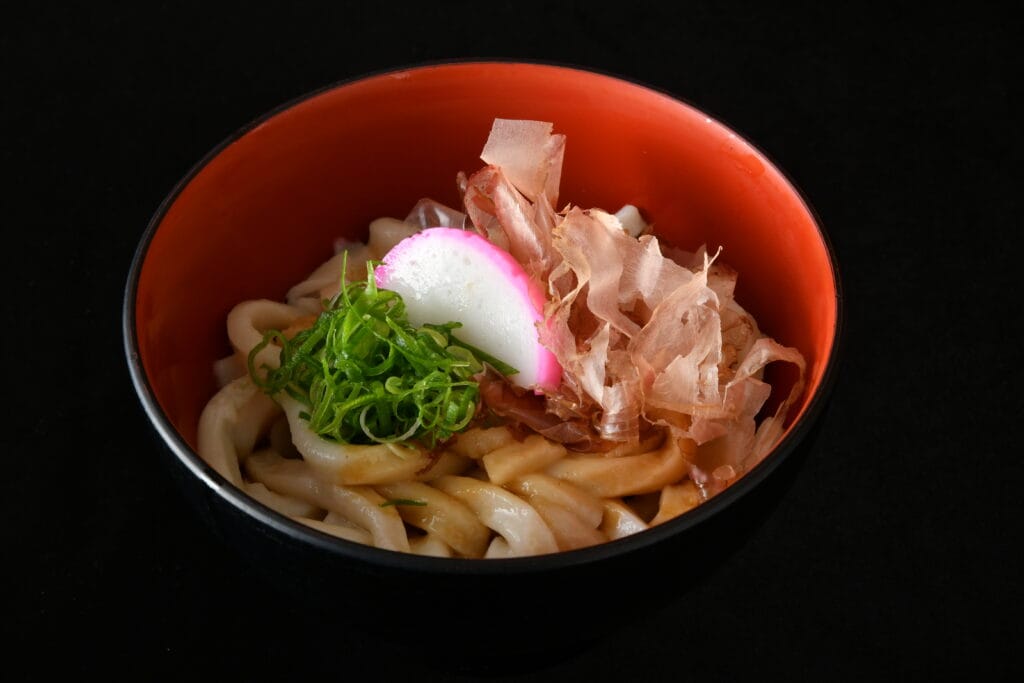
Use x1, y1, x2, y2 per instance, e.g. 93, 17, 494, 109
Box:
123, 59, 845, 576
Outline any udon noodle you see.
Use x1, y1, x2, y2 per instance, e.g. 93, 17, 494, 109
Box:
197, 119, 805, 558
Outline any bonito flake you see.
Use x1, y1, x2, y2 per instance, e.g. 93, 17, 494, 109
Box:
461, 119, 806, 495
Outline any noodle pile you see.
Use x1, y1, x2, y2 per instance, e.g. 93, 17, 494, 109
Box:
197, 119, 805, 558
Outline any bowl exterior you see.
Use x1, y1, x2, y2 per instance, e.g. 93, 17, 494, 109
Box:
125, 62, 842, 598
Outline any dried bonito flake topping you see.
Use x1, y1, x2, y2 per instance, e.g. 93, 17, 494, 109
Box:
466, 120, 806, 484
480, 118, 566, 206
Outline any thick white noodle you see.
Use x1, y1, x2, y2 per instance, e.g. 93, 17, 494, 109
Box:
649, 480, 702, 526
197, 376, 281, 486
286, 243, 373, 304
278, 394, 468, 485
545, 435, 691, 498
600, 500, 649, 540
297, 517, 373, 545
290, 297, 324, 315
409, 534, 454, 558
481, 434, 566, 485
484, 537, 512, 558
433, 475, 558, 556
245, 481, 320, 518
505, 473, 605, 529
527, 497, 605, 550
366, 218, 420, 260
245, 451, 410, 552
213, 353, 246, 387
446, 426, 517, 459
322, 511, 365, 530
374, 481, 490, 557
226, 299, 307, 372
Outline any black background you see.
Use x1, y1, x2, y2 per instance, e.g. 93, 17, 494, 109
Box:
4, 3, 1019, 679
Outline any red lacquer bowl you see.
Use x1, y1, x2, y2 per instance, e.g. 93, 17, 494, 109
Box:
124, 62, 842, 653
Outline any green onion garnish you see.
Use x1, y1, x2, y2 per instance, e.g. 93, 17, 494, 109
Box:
248, 262, 516, 448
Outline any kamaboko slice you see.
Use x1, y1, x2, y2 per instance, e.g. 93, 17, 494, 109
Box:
375, 227, 561, 391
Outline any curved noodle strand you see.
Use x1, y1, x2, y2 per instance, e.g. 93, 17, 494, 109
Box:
197, 376, 281, 486
409, 534, 454, 558
433, 475, 558, 556
484, 537, 512, 559
286, 243, 373, 304
505, 473, 605, 528
521, 497, 605, 551
280, 395, 469, 485
600, 500, 649, 540
447, 426, 518, 459
545, 435, 693, 498
245, 481, 320, 518
298, 517, 374, 545
481, 434, 566, 485
374, 481, 490, 557
650, 480, 702, 526
245, 451, 410, 552
367, 217, 420, 260
227, 300, 308, 372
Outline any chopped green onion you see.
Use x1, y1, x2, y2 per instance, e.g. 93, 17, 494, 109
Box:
248, 260, 517, 447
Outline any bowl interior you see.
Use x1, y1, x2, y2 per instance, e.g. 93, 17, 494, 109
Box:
132, 62, 838, 463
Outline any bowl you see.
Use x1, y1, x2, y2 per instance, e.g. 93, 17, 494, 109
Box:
123, 62, 842, 657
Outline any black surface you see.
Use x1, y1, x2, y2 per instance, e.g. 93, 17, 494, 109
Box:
4, 3, 1018, 679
